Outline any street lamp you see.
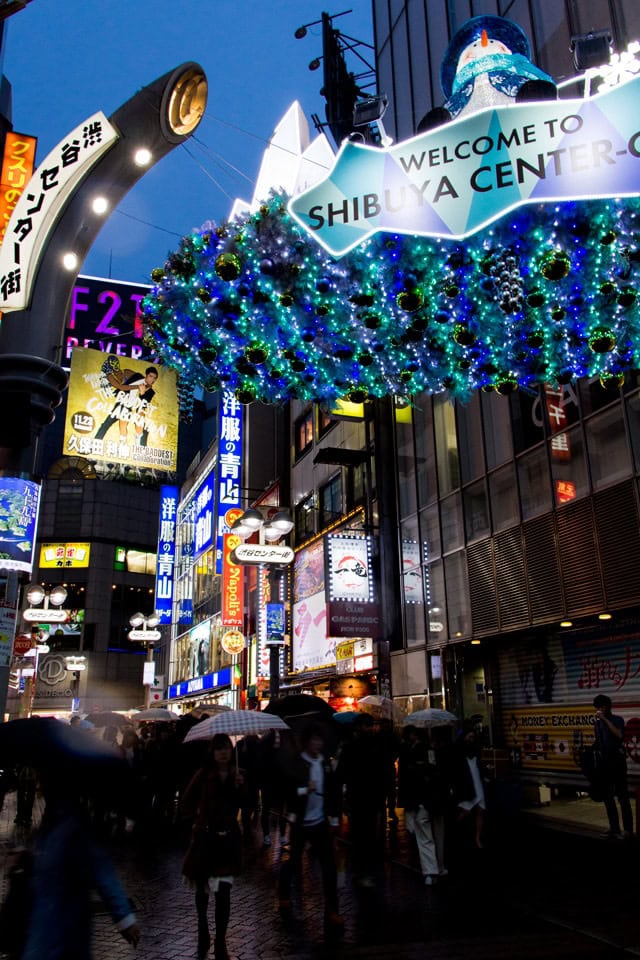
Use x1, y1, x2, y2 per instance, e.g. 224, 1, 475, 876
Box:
20, 583, 68, 716
230, 507, 294, 701
231, 507, 294, 543
128, 612, 161, 708
64, 655, 87, 713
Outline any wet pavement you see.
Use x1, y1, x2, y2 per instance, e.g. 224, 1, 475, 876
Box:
2, 792, 640, 960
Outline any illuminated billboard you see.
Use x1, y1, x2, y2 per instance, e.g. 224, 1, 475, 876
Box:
63, 347, 178, 472
0, 131, 37, 247
0, 477, 41, 573
64, 275, 153, 366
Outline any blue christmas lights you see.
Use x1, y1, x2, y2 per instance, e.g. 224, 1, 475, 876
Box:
142, 192, 640, 414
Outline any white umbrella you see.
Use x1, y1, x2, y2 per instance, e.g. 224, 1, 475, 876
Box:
183, 709, 289, 743
404, 708, 458, 728
133, 708, 179, 722
357, 695, 400, 719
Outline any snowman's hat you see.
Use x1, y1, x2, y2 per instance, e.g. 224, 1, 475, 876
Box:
441, 15, 532, 99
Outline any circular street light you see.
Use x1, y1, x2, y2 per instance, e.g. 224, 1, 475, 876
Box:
48, 585, 68, 607
25, 583, 45, 606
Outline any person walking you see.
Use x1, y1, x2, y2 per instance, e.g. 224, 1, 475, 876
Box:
335, 713, 387, 888
180, 733, 245, 960
278, 722, 343, 935
592, 694, 634, 839
398, 724, 448, 886
451, 722, 489, 850
20, 771, 140, 960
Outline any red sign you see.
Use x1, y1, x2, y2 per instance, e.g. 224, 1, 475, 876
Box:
13, 634, 33, 656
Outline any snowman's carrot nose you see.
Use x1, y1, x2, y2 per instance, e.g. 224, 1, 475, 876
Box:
481, 29, 488, 46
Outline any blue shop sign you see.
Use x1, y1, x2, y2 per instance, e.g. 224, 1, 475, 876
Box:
168, 666, 232, 700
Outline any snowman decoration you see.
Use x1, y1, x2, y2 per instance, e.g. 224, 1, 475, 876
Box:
418, 15, 557, 131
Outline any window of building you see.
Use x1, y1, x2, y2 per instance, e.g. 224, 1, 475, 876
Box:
579, 374, 622, 417
347, 461, 368, 513
317, 406, 335, 439
426, 558, 447, 644
585, 405, 632, 491
511, 388, 546, 455
444, 550, 470, 639
489, 463, 520, 531
518, 446, 552, 519
482, 390, 513, 468
396, 413, 418, 517
294, 409, 314, 460
457, 393, 485, 484
440, 492, 464, 553
549, 425, 589, 507
415, 399, 438, 507
319, 473, 342, 528
419, 504, 441, 561
463, 481, 490, 542
625, 390, 640, 473
294, 494, 315, 542
434, 395, 459, 495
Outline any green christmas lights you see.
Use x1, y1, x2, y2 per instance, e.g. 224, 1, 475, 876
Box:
142, 191, 640, 414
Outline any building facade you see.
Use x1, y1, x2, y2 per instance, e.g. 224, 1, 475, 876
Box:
368, 0, 640, 785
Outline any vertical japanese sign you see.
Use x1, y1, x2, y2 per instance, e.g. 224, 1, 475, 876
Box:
155, 485, 178, 625
214, 391, 243, 574
0, 132, 37, 248
0, 112, 119, 311
221, 533, 244, 627
193, 473, 214, 561
0, 477, 41, 573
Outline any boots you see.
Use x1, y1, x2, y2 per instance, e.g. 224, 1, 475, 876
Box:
196, 888, 211, 959
214, 881, 231, 959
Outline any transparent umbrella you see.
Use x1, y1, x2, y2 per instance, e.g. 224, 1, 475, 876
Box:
404, 708, 458, 728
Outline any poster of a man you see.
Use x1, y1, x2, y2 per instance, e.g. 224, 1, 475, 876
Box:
94, 364, 159, 446
63, 348, 179, 472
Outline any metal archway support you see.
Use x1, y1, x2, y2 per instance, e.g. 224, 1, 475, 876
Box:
0, 62, 207, 473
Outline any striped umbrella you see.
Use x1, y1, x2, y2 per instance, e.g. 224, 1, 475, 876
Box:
183, 709, 290, 743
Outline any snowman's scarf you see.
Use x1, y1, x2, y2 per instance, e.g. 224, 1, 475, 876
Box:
446, 52, 553, 117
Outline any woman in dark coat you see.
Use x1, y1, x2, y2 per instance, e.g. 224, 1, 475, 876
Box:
181, 733, 245, 960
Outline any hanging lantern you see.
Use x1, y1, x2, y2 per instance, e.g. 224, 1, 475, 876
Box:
197, 287, 212, 303
215, 253, 241, 281
540, 251, 570, 281
453, 323, 476, 346
526, 288, 545, 307
245, 342, 268, 365
588, 326, 617, 353
599, 371, 625, 389
396, 289, 423, 312
494, 376, 518, 395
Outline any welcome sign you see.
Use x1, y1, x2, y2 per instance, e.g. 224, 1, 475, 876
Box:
289, 75, 640, 256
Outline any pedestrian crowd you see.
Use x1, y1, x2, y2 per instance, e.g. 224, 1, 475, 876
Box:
6, 696, 629, 960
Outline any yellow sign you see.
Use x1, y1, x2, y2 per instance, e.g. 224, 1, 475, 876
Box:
0, 131, 37, 247
221, 630, 245, 655
63, 348, 179, 472
505, 704, 597, 774
40, 543, 91, 568
335, 640, 355, 661
329, 398, 364, 420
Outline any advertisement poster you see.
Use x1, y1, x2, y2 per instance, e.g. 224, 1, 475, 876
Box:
292, 540, 334, 672
325, 533, 374, 602
63, 347, 178, 471
498, 631, 640, 776
0, 477, 41, 573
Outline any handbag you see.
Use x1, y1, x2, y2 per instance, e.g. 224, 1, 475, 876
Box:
579, 743, 602, 781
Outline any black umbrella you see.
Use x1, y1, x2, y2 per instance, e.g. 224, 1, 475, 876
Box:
84, 711, 131, 728
263, 694, 335, 722
264, 695, 336, 751
0, 717, 129, 792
